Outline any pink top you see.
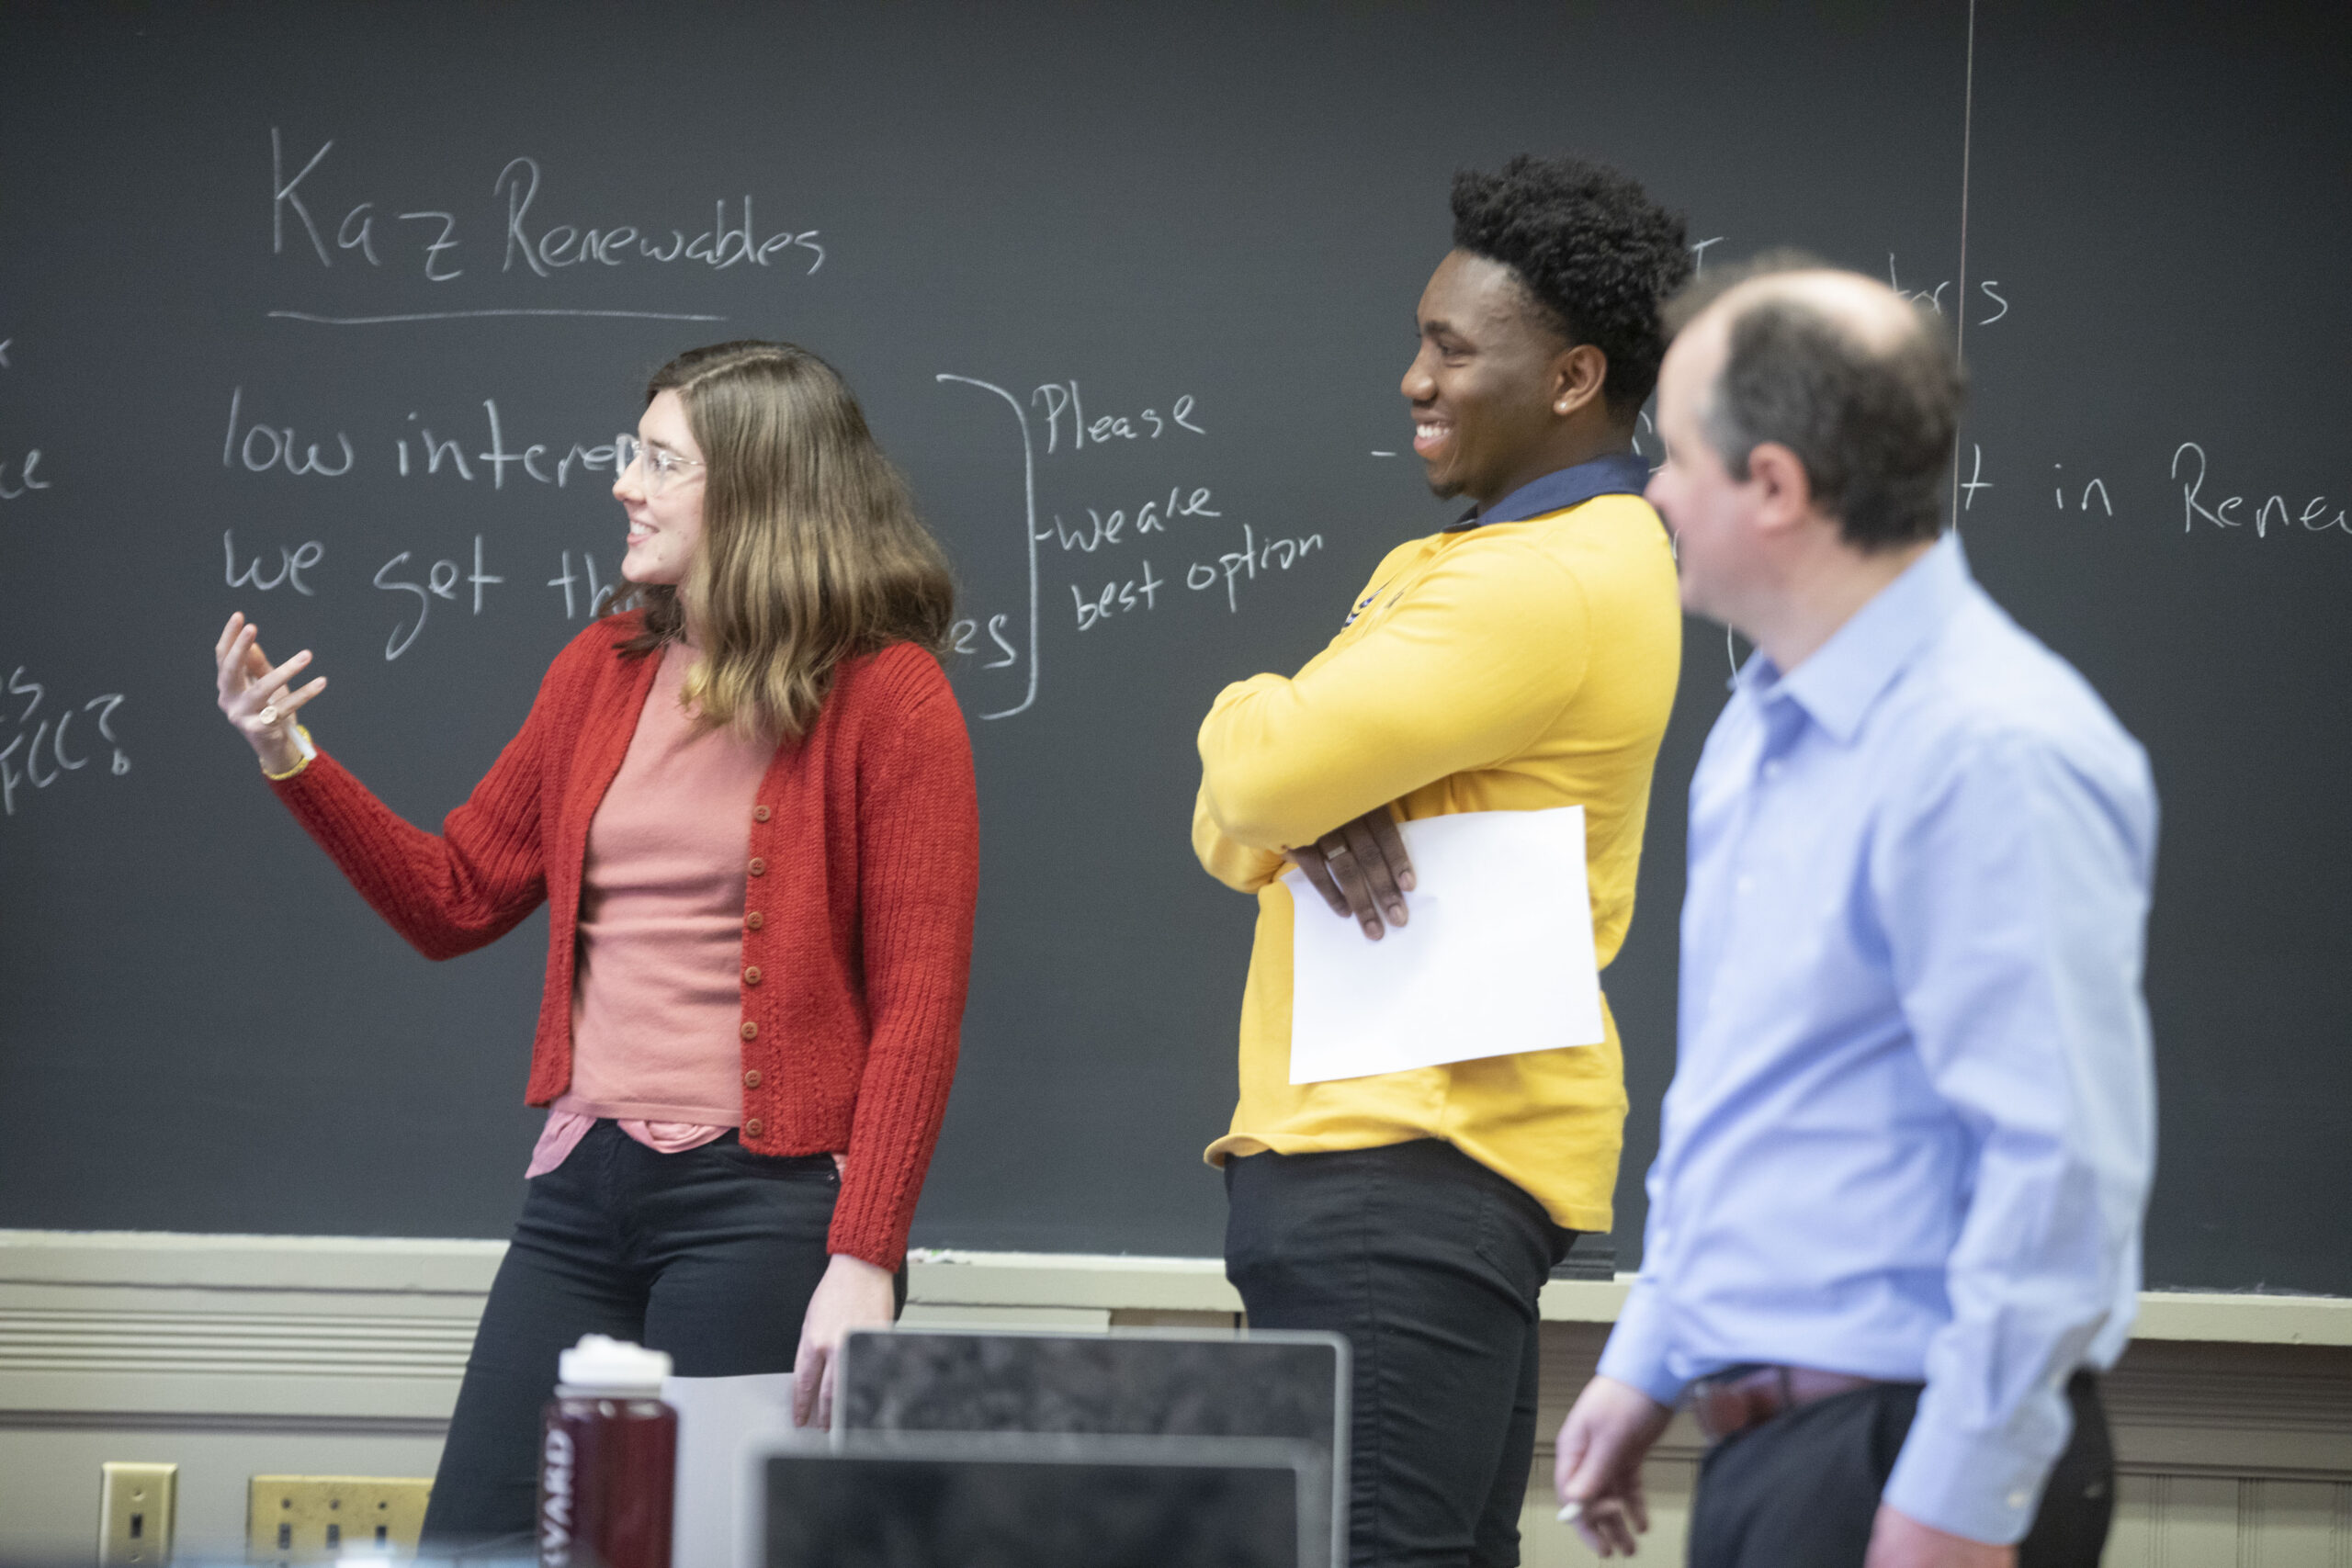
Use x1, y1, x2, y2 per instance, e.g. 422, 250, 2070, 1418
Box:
526, 641, 776, 1179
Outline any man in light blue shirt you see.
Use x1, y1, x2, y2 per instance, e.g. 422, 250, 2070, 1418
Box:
1553, 261, 2155, 1568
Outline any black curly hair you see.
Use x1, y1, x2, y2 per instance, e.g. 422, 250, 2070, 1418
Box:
1450, 154, 1691, 419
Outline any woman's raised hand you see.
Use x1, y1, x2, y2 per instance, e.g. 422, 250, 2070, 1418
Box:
215, 611, 326, 775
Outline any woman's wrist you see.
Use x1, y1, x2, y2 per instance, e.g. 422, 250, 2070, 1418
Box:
258, 725, 315, 780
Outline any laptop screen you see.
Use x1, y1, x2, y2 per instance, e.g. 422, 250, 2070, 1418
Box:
758, 1434, 1306, 1568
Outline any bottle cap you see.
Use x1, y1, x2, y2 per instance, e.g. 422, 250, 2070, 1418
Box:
556, 1334, 673, 1394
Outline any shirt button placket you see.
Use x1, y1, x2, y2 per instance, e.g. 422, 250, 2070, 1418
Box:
739, 811, 772, 1150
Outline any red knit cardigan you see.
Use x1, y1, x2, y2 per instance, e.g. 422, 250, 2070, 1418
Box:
269, 614, 979, 1270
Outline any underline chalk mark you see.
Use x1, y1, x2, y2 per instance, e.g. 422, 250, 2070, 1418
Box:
268, 309, 728, 325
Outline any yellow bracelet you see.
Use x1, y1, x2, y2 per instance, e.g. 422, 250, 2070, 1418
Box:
262, 726, 317, 782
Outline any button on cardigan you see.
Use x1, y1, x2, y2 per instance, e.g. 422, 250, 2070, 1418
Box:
267, 614, 979, 1270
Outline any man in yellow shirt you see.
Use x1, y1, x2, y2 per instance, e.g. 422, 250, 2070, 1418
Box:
1193, 154, 1689, 1567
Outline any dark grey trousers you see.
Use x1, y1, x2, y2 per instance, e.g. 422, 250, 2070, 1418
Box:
1224, 1139, 1574, 1568
1689, 1371, 2114, 1568
421, 1121, 902, 1549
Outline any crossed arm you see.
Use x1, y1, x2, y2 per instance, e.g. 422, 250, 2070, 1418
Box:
1192, 541, 1589, 936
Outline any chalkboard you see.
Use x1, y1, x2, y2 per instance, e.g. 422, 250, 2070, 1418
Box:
1, 1, 2344, 1296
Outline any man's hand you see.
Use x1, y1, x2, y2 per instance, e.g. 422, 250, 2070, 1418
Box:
1865, 1506, 2015, 1568
792, 1253, 897, 1429
1286, 807, 1414, 940
1554, 1376, 1673, 1557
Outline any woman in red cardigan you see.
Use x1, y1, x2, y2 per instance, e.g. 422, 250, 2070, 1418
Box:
209, 341, 978, 1544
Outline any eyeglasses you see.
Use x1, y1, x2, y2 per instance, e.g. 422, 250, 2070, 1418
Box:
616, 434, 707, 496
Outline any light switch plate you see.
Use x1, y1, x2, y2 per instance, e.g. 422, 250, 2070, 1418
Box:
247, 1476, 433, 1561
98, 1462, 178, 1567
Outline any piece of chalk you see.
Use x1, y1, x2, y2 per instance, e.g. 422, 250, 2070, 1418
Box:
1556, 1501, 1584, 1524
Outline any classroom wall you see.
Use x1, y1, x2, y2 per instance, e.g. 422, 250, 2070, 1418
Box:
4, 1233, 2347, 1563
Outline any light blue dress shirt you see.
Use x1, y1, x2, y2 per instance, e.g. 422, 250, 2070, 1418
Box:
1597, 535, 2158, 1544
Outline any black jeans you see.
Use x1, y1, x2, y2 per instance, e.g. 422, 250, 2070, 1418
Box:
1689, 1371, 2114, 1568
1225, 1140, 1574, 1568
422, 1122, 902, 1547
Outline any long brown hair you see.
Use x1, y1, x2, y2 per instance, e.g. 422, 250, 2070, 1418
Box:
618, 342, 956, 738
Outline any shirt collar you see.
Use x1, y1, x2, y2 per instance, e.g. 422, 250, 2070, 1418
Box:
1450, 450, 1651, 530
1739, 531, 1971, 745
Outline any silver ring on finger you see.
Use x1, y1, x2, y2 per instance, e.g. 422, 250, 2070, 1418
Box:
1324, 841, 1351, 860
258, 705, 278, 727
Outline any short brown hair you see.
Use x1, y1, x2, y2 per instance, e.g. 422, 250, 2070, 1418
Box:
621, 342, 956, 737
1669, 254, 1966, 550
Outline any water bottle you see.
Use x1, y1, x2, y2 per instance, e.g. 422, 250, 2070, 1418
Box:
537, 1335, 677, 1568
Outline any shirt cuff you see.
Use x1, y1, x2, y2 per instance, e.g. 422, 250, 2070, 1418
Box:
1595, 1282, 1687, 1410
1882, 1381, 2071, 1546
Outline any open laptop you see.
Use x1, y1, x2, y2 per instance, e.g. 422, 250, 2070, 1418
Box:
751, 1429, 1315, 1568
834, 1326, 1348, 1567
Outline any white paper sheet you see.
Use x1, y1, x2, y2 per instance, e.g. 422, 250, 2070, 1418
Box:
1284, 806, 1604, 1085
662, 1371, 799, 1568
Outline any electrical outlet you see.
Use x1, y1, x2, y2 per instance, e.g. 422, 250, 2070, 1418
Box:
247, 1476, 433, 1561
98, 1462, 178, 1567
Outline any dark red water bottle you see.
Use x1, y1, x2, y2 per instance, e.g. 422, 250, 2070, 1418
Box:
537, 1335, 677, 1568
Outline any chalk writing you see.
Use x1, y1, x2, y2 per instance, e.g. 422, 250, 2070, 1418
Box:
224, 531, 324, 595
1959, 444, 1992, 511
396, 400, 628, 488
498, 159, 825, 277
935, 373, 1040, 720
1030, 382, 1204, 455
216, 388, 639, 491
221, 388, 355, 477
433, 400, 617, 490
269, 130, 828, 285
1, 338, 50, 516
0, 447, 50, 501
1187, 525, 1324, 612
376, 536, 502, 660
2050, 464, 2113, 515
1, 670, 129, 817
2170, 443, 2347, 537
1037, 485, 1221, 552
947, 615, 1023, 669
272, 309, 727, 327
547, 551, 620, 621
1887, 254, 1952, 317
1071, 562, 1166, 629
942, 367, 1336, 676
1887, 255, 2011, 326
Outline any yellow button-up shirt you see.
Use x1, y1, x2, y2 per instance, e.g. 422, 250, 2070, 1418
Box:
1192, 488, 1681, 1232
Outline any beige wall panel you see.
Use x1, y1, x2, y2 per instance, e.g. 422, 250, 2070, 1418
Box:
0, 1420, 444, 1562
2239, 1479, 2346, 1568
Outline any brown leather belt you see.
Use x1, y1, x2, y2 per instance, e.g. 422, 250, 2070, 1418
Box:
1690, 1364, 1883, 1443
